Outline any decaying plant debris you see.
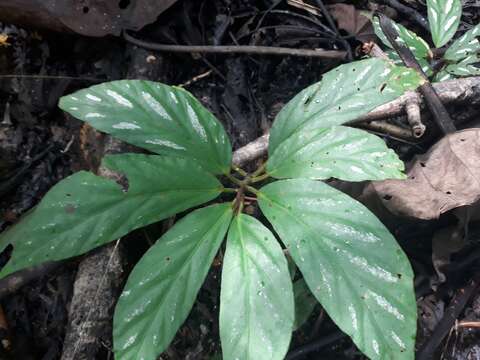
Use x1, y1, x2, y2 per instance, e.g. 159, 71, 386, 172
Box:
1, 0, 480, 359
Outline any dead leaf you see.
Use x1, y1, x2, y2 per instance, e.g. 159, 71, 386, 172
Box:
372, 129, 480, 219
328, 4, 375, 42
1, 0, 178, 37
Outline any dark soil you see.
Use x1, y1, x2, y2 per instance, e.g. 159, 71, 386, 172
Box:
0, 0, 479, 359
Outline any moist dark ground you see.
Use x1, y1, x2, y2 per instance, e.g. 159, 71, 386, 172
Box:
0, 0, 480, 359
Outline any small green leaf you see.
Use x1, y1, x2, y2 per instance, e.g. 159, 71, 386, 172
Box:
114, 203, 233, 360
220, 214, 294, 360
258, 179, 416, 360
444, 24, 480, 61
433, 69, 454, 82
372, 17, 431, 59
268, 58, 423, 155
59, 80, 232, 174
445, 54, 480, 76
427, 0, 462, 48
267, 126, 405, 181
0, 154, 222, 278
293, 278, 318, 331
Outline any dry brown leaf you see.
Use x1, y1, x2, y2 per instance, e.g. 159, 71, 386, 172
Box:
328, 4, 375, 42
372, 129, 480, 219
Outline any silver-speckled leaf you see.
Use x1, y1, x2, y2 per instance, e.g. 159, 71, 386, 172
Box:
372, 17, 431, 59
258, 179, 417, 360
114, 203, 233, 360
0, 154, 222, 278
220, 214, 294, 360
59, 80, 232, 174
427, 0, 462, 48
444, 24, 480, 61
266, 126, 405, 181
268, 58, 423, 155
446, 55, 480, 76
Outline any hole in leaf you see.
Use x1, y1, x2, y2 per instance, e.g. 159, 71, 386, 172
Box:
82, 6, 89, 13
383, 194, 392, 200
380, 83, 387, 92
165, 256, 171, 261
420, 162, 426, 167
118, 0, 131, 9
446, 191, 452, 195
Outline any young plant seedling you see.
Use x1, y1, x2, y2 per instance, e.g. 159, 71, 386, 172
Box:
0, 58, 423, 360
372, 0, 480, 81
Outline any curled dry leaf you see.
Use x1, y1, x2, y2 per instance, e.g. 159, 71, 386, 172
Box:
0, 0, 178, 37
372, 129, 480, 220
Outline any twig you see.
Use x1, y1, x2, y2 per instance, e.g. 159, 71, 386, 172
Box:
379, 0, 429, 31
363, 42, 424, 137
417, 278, 480, 360
313, 0, 353, 61
456, 321, 480, 329
232, 134, 270, 167
123, 31, 347, 59
404, 91, 425, 137
378, 14, 456, 134
357, 120, 414, 139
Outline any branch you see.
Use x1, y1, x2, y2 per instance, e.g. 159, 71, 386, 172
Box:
123, 31, 347, 59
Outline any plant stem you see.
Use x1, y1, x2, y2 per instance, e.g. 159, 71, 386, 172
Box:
232, 166, 248, 177
225, 173, 245, 187
250, 173, 270, 183
251, 161, 267, 177
245, 185, 260, 195
222, 187, 238, 193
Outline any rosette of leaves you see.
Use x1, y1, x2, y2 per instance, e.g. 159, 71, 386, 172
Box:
372, 0, 480, 81
0, 58, 422, 360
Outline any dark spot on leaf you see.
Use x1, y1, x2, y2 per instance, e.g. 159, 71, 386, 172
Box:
304, 96, 313, 106
397, 273, 402, 279
325, 152, 329, 155
380, 83, 387, 92
446, 191, 452, 195
410, 176, 415, 180
118, 0, 130, 9
352, 68, 356, 72
383, 194, 392, 200
165, 256, 171, 261
66, 193, 72, 197
420, 162, 426, 167
82, 6, 89, 13
65, 205, 76, 214
357, 87, 360, 91
460, 138, 466, 142
338, 106, 341, 110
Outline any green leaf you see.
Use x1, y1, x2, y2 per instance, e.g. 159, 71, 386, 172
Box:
114, 203, 233, 360
445, 54, 480, 76
59, 80, 232, 174
432, 69, 454, 82
372, 17, 431, 59
444, 24, 480, 61
427, 0, 462, 48
0, 154, 222, 278
220, 214, 294, 360
268, 58, 423, 155
293, 278, 318, 330
266, 126, 405, 181
386, 50, 434, 77
258, 179, 417, 360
